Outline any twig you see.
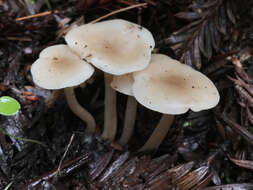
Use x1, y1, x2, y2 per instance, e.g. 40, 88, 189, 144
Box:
4, 182, 13, 190
228, 75, 253, 96
56, 133, 75, 175
89, 3, 147, 24
20, 153, 90, 190
221, 114, 253, 145
235, 85, 253, 105
16, 10, 59, 21
231, 56, 250, 82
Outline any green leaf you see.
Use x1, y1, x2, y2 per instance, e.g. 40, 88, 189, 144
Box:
0, 96, 21, 116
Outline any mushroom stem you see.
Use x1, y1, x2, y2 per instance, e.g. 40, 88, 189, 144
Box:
118, 96, 138, 146
64, 87, 96, 133
102, 73, 117, 141
138, 114, 174, 152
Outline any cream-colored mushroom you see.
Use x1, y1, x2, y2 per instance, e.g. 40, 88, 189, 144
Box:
133, 54, 220, 152
111, 74, 137, 146
65, 19, 155, 141
31, 44, 96, 132
65, 19, 155, 75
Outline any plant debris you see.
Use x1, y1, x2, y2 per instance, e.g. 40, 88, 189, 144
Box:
1, 0, 253, 189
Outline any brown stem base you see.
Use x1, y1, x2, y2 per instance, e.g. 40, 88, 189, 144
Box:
138, 114, 174, 152
118, 96, 137, 146
101, 73, 117, 141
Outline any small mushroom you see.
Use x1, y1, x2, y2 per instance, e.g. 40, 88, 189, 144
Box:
31, 44, 96, 132
132, 54, 220, 152
65, 19, 155, 141
111, 74, 137, 146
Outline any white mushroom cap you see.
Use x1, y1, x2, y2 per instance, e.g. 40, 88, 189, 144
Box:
111, 74, 134, 96
132, 54, 220, 115
65, 19, 155, 75
31, 44, 94, 90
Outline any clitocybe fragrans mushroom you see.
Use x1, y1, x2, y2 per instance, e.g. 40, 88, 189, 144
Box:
133, 54, 220, 152
31, 44, 96, 132
111, 74, 137, 146
65, 19, 155, 141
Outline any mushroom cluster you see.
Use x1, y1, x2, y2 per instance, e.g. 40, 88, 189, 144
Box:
30, 19, 220, 152
65, 19, 155, 141
112, 54, 219, 151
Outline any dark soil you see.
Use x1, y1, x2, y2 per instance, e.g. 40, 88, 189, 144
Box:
1, 0, 253, 189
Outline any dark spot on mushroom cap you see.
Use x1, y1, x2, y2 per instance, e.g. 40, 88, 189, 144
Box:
52, 57, 58, 60
192, 86, 195, 88
75, 42, 78, 45
150, 45, 153, 48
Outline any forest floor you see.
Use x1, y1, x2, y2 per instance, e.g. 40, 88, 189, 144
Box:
1, 0, 253, 189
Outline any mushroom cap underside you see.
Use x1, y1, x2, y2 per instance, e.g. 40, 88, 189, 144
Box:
111, 73, 134, 96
